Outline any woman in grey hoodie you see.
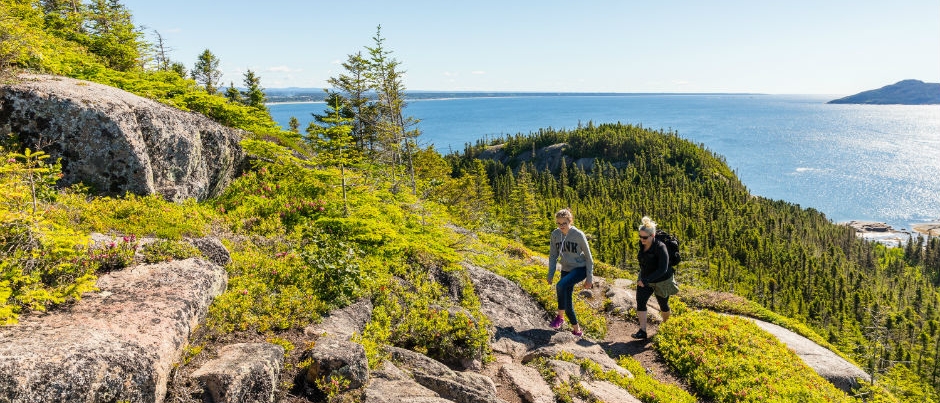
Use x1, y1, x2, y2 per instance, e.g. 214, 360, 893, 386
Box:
547, 208, 594, 337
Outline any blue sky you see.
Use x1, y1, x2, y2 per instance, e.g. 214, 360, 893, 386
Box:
121, 0, 940, 95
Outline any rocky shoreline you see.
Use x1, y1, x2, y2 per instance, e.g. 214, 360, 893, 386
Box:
913, 222, 940, 237
842, 220, 940, 247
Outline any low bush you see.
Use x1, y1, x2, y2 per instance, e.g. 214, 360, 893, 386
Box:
614, 356, 697, 403
656, 310, 852, 402
140, 239, 202, 264
1, 147, 94, 323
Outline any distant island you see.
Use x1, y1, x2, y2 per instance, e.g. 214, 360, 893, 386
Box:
828, 79, 940, 105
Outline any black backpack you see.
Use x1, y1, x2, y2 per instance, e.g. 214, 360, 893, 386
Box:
655, 229, 681, 267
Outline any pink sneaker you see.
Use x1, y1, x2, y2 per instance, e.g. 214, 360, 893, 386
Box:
572, 329, 583, 337
549, 315, 564, 329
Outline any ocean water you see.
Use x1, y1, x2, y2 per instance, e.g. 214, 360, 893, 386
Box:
269, 95, 940, 231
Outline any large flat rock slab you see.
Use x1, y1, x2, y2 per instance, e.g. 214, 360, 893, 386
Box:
0, 258, 227, 403
746, 317, 871, 392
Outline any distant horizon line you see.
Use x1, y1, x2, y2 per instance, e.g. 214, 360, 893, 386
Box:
264, 88, 811, 96
261, 89, 858, 101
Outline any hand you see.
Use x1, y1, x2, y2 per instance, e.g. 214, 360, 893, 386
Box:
637, 280, 645, 287
583, 281, 593, 289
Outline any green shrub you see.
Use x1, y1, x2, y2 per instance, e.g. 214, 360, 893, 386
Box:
55, 192, 212, 240
204, 240, 330, 334
297, 227, 362, 308
614, 356, 697, 403
362, 260, 490, 367
0, 147, 99, 323
656, 310, 853, 402
140, 239, 201, 264
214, 163, 329, 236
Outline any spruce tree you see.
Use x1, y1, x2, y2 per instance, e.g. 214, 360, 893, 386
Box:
308, 91, 356, 215
192, 49, 222, 94
508, 163, 541, 245
1, 0, 47, 79
169, 61, 186, 78
223, 81, 240, 103
240, 69, 267, 110
288, 116, 300, 134
39, 0, 87, 45
327, 52, 373, 152
85, 0, 143, 71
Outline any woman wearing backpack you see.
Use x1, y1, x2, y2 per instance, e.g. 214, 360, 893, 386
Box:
632, 216, 679, 339
547, 208, 594, 337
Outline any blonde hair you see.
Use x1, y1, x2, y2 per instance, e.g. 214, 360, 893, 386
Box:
555, 208, 574, 223
638, 216, 657, 234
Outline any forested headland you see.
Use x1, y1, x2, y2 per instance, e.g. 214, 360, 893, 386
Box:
1, 1, 939, 401
447, 123, 940, 393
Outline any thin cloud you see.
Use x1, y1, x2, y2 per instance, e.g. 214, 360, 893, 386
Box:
268, 66, 301, 73
443, 71, 458, 77
471, 71, 485, 75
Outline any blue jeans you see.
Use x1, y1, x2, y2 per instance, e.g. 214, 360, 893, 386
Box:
556, 267, 587, 325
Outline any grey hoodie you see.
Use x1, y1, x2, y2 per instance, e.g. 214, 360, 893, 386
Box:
547, 226, 594, 283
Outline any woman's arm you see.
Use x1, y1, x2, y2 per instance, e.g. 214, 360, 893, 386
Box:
578, 230, 595, 285
547, 231, 559, 283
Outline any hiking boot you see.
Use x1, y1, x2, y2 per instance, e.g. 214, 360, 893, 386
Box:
631, 329, 648, 339
549, 315, 564, 329
572, 329, 583, 337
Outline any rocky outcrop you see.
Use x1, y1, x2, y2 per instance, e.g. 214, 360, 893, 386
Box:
0, 258, 227, 403
385, 346, 506, 403
363, 361, 451, 403
543, 359, 584, 385
478, 143, 570, 173
303, 297, 373, 340
581, 381, 642, 403
191, 343, 284, 403
605, 278, 664, 322
304, 336, 370, 390
475, 143, 624, 174
497, 363, 554, 403
189, 236, 232, 267
464, 262, 553, 357
522, 333, 632, 378
0, 74, 245, 201
303, 297, 374, 396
